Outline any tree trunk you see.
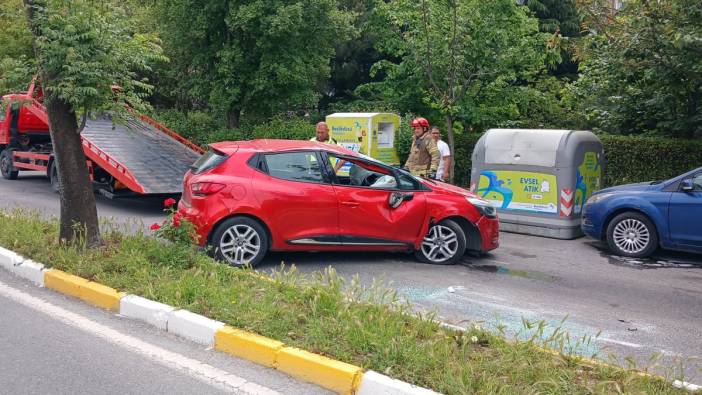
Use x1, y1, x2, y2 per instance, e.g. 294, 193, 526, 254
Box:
45, 96, 101, 246
24, 0, 100, 246
227, 108, 241, 129
445, 115, 456, 184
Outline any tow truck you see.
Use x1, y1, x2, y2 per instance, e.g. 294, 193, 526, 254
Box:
0, 81, 202, 197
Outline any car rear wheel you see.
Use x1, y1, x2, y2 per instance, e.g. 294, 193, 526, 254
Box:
1, 149, 18, 180
606, 212, 658, 258
210, 217, 268, 268
415, 219, 466, 265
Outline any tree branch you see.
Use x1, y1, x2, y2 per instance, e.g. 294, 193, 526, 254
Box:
448, 0, 459, 104
78, 108, 88, 134
419, 0, 441, 96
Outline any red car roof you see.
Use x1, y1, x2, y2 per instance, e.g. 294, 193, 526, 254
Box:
209, 139, 359, 156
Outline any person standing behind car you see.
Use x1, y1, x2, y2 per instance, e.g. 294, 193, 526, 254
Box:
431, 126, 451, 182
310, 121, 337, 144
310, 121, 344, 172
404, 117, 439, 178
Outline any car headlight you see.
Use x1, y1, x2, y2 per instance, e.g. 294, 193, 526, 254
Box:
466, 197, 497, 218
586, 193, 614, 205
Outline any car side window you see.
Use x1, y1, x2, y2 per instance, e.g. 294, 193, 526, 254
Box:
263, 151, 324, 183
0, 102, 6, 122
325, 153, 418, 190
692, 174, 702, 192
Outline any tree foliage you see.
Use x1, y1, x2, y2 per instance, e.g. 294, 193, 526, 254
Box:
371, 0, 548, 180
152, 0, 354, 127
0, 0, 35, 92
524, 0, 581, 79
573, 0, 702, 138
23, 0, 165, 245
27, 0, 165, 116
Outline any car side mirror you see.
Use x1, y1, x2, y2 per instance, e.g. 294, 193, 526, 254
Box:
681, 179, 694, 192
388, 192, 413, 209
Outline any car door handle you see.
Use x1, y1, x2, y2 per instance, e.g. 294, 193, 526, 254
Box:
341, 201, 360, 208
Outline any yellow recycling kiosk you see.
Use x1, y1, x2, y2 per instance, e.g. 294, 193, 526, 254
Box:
326, 113, 400, 165
470, 129, 604, 239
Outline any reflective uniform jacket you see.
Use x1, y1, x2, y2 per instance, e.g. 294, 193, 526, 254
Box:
404, 132, 439, 176
310, 136, 338, 145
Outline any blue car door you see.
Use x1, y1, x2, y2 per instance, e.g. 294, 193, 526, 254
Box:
668, 172, 702, 249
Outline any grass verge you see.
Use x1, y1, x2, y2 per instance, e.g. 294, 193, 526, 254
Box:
0, 209, 687, 394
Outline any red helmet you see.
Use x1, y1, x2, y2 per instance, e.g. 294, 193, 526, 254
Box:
411, 117, 430, 128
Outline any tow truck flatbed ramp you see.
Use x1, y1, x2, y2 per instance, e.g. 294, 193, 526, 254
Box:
82, 115, 201, 195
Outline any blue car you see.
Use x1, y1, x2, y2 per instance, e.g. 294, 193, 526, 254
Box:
582, 167, 702, 258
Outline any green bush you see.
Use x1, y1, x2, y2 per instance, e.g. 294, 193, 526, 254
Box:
151, 109, 221, 146
155, 109, 701, 188
244, 117, 314, 140
599, 135, 702, 186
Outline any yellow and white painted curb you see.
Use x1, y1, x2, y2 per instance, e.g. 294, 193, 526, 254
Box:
0, 246, 441, 395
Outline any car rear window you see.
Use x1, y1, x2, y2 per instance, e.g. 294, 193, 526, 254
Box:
190, 149, 228, 175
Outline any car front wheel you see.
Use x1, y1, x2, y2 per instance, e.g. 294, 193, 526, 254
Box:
606, 212, 658, 258
210, 217, 268, 268
415, 219, 467, 265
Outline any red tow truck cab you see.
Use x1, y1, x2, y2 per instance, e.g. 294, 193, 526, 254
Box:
0, 81, 202, 197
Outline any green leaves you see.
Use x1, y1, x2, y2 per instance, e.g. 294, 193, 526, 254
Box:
574, 0, 702, 138
372, 0, 549, 128
153, 0, 354, 127
26, 0, 165, 115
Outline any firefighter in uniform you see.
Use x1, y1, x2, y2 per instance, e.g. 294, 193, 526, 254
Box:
404, 117, 439, 177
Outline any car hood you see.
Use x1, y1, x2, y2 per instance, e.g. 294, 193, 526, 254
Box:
423, 179, 478, 198
595, 182, 654, 195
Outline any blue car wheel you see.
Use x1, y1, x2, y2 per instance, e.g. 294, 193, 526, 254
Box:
606, 212, 659, 258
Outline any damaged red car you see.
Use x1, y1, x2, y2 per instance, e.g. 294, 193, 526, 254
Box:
178, 140, 499, 267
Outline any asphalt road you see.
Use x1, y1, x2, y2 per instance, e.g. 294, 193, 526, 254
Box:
2, 173, 701, 384
0, 270, 329, 394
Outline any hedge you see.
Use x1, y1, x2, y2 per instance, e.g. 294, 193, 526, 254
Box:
154, 110, 702, 188
597, 135, 702, 186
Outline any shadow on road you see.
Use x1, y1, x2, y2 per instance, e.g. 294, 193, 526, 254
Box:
584, 240, 702, 270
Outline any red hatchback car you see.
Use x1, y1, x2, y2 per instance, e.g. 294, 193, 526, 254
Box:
178, 140, 499, 267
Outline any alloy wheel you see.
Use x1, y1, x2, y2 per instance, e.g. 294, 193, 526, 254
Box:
421, 225, 459, 263
218, 224, 261, 266
612, 218, 650, 255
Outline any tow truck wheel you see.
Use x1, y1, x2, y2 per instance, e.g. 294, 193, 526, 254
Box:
49, 161, 60, 193
0, 149, 18, 180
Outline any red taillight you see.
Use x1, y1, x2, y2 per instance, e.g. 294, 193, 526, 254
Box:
191, 182, 225, 196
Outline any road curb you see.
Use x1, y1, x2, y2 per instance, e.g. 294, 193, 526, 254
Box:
357, 371, 441, 395
44, 269, 89, 299
276, 346, 362, 395
80, 280, 125, 311
167, 309, 224, 346
45, 269, 124, 311
2, 247, 444, 393
120, 294, 174, 330
9, 258, 46, 286
215, 325, 283, 368
0, 246, 23, 271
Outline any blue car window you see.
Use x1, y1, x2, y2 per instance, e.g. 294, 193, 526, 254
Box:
692, 174, 702, 192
